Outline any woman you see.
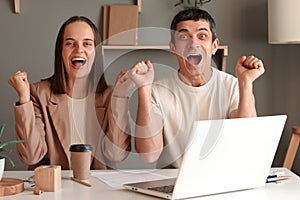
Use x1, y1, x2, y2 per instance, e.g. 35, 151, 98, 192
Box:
8, 16, 131, 170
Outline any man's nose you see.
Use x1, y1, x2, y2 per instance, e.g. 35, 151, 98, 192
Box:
189, 37, 201, 49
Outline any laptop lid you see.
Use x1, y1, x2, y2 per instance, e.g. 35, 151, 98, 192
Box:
124, 115, 287, 200
172, 115, 287, 199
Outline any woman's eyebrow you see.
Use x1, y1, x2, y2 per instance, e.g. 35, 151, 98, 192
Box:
64, 38, 94, 41
83, 38, 94, 42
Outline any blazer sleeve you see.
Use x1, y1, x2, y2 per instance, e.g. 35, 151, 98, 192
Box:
14, 83, 48, 165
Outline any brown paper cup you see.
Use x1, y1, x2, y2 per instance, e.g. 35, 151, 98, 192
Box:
69, 144, 92, 180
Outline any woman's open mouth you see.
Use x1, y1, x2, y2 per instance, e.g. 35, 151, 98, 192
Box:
71, 57, 87, 69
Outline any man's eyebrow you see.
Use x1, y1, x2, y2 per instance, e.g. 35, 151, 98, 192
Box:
178, 28, 188, 33
177, 27, 209, 33
197, 28, 209, 32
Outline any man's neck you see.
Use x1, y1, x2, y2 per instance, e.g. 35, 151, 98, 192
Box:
178, 67, 213, 87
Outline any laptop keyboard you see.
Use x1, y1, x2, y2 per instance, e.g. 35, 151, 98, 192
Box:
148, 185, 175, 194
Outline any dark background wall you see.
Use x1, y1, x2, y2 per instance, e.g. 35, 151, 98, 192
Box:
1, 0, 300, 174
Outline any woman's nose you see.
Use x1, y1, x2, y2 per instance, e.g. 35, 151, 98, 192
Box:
75, 44, 84, 53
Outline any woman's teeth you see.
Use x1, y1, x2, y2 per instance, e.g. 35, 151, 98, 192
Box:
71, 58, 86, 67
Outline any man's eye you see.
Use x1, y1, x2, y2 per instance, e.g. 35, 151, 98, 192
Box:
178, 34, 189, 40
198, 34, 207, 39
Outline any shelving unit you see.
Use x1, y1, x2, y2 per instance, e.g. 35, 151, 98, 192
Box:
102, 45, 228, 71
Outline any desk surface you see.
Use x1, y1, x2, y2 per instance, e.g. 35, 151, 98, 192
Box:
2, 168, 300, 200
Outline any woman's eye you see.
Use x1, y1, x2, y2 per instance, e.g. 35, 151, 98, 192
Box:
65, 42, 74, 46
84, 42, 93, 47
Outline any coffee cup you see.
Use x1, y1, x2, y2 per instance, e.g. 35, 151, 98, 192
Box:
69, 144, 92, 180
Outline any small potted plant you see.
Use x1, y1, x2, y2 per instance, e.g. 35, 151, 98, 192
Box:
174, 0, 212, 9
0, 124, 25, 179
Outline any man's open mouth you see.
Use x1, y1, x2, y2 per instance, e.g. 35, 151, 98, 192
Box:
71, 57, 87, 68
186, 54, 202, 66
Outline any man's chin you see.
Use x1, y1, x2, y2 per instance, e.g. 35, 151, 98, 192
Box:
187, 64, 205, 74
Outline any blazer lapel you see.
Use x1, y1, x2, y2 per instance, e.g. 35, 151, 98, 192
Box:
47, 93, 71, 163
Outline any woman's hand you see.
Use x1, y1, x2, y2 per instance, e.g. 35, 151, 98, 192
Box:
8, 70, 30, 104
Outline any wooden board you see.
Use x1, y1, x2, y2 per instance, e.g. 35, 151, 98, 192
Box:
0, 178, 24, 196
106, 5, 139, 45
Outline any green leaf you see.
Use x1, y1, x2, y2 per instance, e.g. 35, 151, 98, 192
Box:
0, 124, 26, 167
0, 147, 9, 154
0, 124, 5, 138
0, 155, 15, 167
0, 140, 25, 149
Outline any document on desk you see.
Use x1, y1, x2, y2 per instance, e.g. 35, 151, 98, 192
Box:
91, 170, 177, 188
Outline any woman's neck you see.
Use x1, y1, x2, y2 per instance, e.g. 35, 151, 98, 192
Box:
66, 77, 89, 99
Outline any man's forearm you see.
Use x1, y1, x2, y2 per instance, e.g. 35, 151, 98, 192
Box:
135, 86, 164, 163
230, 81, 257, 118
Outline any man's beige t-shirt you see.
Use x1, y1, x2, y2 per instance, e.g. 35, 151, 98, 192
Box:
151, 67, 239, 168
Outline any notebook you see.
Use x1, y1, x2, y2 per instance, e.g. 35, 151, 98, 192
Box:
124, 115, 287, 200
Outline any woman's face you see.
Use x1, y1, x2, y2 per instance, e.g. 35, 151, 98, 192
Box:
62, 21, 95, 80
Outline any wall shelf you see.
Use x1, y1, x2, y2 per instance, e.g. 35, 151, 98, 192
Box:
102, 45, 228, 72
102, 45, 169, 50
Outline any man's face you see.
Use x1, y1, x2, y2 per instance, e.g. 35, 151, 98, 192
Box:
170, 19, 218, 77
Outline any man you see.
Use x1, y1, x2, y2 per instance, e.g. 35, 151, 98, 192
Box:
128, 9, 265, 168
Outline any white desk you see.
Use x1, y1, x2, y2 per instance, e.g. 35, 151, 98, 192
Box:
2, 168, 300, 200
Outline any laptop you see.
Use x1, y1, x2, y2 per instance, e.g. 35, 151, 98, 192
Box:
124, 115, 287, 200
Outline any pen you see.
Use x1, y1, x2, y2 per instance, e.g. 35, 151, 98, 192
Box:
71, 177, 92, 187
266, 175, 291, 183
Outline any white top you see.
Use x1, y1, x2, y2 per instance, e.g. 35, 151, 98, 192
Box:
152, 68, 239, 168
67, 96, 87, 144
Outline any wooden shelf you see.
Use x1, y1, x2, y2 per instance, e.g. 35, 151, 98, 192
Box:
102, 45, 169, 50
102, 45, 228, 71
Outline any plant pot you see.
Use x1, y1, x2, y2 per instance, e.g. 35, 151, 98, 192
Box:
0, 158, 5, 181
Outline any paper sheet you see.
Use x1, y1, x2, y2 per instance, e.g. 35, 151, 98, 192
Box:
91, 170, 177, 188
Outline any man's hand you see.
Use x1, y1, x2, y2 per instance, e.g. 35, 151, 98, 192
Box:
128, 60, 154, 88
8, 70, 30, 104
236, 56, 265, 83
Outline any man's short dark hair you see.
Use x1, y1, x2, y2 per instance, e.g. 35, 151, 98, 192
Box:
170, 8, 217, 44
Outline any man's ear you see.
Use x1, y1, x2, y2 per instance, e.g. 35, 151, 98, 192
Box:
169, 41, 176, 55
212, 38, 219, 55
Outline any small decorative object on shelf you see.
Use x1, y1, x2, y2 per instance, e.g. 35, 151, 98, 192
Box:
14, 0, 20, 14
102, 4, 139, 45
174, 0, 212, 9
